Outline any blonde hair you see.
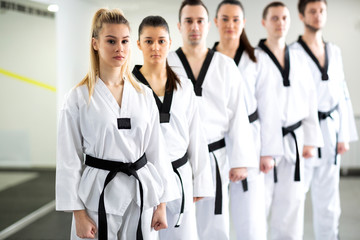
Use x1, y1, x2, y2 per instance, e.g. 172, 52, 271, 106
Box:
77, 8, 141, 99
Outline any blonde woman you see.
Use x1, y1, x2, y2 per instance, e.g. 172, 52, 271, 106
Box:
56, 8, 178, 240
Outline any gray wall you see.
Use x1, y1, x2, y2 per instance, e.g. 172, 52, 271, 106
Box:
0, 0, 358, 167
0, 2, 56, 167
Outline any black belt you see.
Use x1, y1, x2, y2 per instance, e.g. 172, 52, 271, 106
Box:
240, 109, 259, 191
85, 154, 147, 240
208, 138, 225, 215
282, 121, 302, 182
248, 109, 259, 123
273, 158, 278, 183
171, 153, 188, 227
244, 109, 258, 191
318, 105, 338, 164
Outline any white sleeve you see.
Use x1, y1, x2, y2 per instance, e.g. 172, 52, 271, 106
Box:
255, 52, 284, 157
186, 90, 214, 198
145, 98, 180, 203
302, 67, 324, 147
56, 91, 85, 211
225, 62, 257, 168
336, 51, 358, 142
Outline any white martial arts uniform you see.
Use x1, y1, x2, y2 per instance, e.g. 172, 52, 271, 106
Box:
292, 37, 358, 240
56, 78, 179, 240
132, 66, 214, 240
257, 39, 323, 240
212, 42, 283, 240
168, 48, 257, 240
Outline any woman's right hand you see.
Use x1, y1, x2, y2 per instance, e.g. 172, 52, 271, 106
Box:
260, 156, 275, 174
74, 210, 97, 239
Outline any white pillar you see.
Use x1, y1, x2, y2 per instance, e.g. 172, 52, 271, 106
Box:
56, 0, 100, 113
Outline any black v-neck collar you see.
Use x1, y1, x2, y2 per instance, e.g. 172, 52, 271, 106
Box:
175, 47, 215, 96
132, 65, 173, 123
258, 39, 290, 87
297, 36, 329, 80
212, 41, 244, 66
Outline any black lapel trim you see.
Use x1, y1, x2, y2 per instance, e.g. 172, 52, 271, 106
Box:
212, 41, 244, 66
175, 47, 215, 96
132, 65, 173, 123
297, 36, 329, 80
211, 42, 219, 51
258, 39, 290, 87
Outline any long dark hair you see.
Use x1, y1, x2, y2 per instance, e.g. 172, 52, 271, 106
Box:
138, 15, 181, 91
216, 0, 256, 63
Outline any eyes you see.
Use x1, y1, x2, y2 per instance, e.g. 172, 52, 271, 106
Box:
309, 8, 325, 15
270, 16, 288, 22
144, 39, 167, 45
184, 19, 205, 24
221, 17, 240, 23
106, 39, 129, 45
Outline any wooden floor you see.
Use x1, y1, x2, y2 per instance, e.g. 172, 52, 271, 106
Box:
0, 169, 359, 240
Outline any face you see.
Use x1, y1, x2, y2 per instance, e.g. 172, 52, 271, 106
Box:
215, 4, 245, 41
137, 26, 171, 65
178, 5, 210, 46
92, 23, 130, 69
300, 1, 327, 32
262, 6, 290, 39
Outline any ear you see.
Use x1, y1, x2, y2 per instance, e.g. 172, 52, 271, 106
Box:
261, 19, 265, 27
137, 40, 141, 50
169, 38, 172, 49
177, 22, 181, 31
207, 20, 211, 31
299, 13, 304, 21
92, 38, 98, 51
214, 17, 218, 27
243, 18, 247, 27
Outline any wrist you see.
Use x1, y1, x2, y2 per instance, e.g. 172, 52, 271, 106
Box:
157, 202, 166, 210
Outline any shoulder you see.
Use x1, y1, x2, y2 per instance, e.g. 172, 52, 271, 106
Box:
288, 44, 309, 61
326, 42, 342, 56
177, 76, 194, 94
61, 84, 88, 111
135, 80, 153, 99
213, 50, 233, 64
167, 51, 181, 65
288, 41, 303, 51
254, 47, 268, 61
213, 51, 239, 73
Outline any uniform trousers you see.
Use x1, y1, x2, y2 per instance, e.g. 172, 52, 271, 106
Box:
304, 157, 341, 240
159, 202, 198, 240
70, 200, 157, 240
265, 159, 305, 240
230, 170, 267, 240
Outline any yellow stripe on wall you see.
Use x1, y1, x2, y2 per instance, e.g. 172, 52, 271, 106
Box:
0, 68, 56, 92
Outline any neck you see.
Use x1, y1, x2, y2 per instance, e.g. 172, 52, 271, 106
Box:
99, 63, 123, 86
217, 37, 239, 57
140, 61, 167, 88
182, 43, 208, 58
302, 28, 323, 46
265, 36, 286, 52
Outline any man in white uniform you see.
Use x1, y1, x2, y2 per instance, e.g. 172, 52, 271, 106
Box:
167, 0, 257, 239
258, 2, 323, 240
292, 1, 358, 239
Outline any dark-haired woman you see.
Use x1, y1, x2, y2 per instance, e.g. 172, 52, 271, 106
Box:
213, 1, 283, 239
133, 15, 214, 240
